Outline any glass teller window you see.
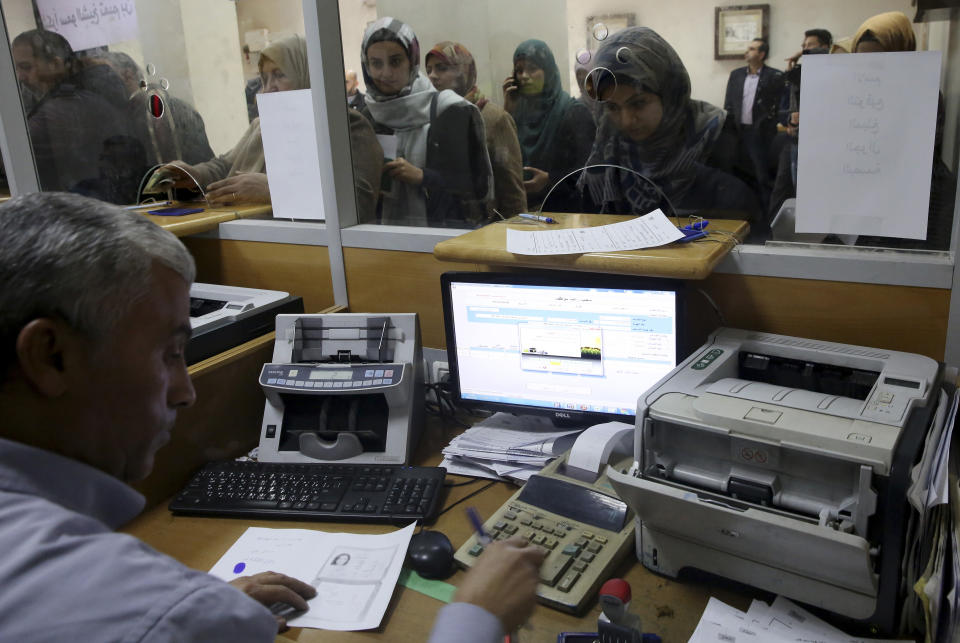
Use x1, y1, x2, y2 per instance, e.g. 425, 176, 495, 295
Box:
338, 0, 959, 252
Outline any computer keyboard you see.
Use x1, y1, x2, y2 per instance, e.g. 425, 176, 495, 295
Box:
169, 460, 447, 523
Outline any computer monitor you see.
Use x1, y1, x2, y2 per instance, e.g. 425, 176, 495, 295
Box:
440, 271, 685, 427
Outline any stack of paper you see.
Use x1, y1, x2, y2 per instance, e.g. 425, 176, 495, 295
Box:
440, 412, 583, 483
901, 388, 959, 641
689, 596, 912, 642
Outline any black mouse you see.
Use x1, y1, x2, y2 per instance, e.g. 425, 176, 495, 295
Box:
407, 530, 455, 580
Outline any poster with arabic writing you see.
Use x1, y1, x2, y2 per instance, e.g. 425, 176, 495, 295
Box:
36, 0, 139, 52
795, 51, 940, 240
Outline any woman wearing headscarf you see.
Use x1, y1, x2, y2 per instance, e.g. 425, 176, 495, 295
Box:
503, 39, 595, 211
580, 27, 758, 227
360, 18, 492, 228
848, 11, 954, 250
165, 35, 382, 216
425, 41, 526, 217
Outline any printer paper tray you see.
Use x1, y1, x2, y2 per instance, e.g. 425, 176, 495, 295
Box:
607, 467, 878, 597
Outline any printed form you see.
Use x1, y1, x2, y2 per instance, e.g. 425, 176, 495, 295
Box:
506, 209, 685, 255
209, 523, 415, 630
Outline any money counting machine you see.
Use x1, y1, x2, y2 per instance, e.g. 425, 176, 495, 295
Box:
608, 328, 947, 632
187, 283, 303, 364
256, 313, 424, 465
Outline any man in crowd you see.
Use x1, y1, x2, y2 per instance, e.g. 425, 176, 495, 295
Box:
723, 37, 784, 210
11, 30, 134, 201
0, 191, 542, 642
345, 68, 366, 110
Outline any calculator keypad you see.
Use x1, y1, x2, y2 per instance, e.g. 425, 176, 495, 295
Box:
465, 505, 606, 592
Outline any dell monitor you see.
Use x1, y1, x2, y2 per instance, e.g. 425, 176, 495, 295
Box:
440, 271, 685, 427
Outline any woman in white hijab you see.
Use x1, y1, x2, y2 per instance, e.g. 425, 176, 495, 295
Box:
360, 17, 492, 228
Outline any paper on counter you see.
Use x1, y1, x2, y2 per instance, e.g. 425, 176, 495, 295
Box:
209, 523, 415, 631
506, 208, 684, 255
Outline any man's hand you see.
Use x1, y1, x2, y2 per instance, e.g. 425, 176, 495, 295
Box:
155, 161, 199, 189
229, 571, 317, 631
454, 537, 545, 632
785, 50, 802, 71
385, 158, 424, 186
522, 166, 550, 195
206, 172, 271, 205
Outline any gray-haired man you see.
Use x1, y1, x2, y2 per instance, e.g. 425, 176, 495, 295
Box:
0, 192, 544, 642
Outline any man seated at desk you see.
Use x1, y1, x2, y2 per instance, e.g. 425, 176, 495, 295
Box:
0, 192, 542, 642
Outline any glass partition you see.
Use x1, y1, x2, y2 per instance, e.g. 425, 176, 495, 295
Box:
339, 0, 960, 251
1, 0, 309, 209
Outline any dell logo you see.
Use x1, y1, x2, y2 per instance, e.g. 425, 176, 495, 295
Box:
555, 412, 573, 419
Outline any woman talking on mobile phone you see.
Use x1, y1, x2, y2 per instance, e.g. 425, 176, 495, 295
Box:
503, 39, 595, 211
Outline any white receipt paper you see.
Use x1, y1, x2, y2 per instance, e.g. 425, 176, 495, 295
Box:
506, 209, 684, 255
258, 89, 326, 221
796, 51, 941, 240
209, 523, 415, 631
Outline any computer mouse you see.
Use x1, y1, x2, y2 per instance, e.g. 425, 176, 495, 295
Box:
407, 530, 455, 580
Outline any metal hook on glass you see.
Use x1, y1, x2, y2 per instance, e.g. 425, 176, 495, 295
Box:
533, 163, 681, 227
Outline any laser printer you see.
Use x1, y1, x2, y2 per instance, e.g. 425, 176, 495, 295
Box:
256, 313, 424, 465
608, 328, 946, 632
187, 283, 303, 364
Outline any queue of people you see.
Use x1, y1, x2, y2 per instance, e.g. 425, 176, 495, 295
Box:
8, 9, 950, 243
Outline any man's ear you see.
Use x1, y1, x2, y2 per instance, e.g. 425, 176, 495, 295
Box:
14, 318, 81, 397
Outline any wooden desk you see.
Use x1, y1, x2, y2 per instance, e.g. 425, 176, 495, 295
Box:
140, 203, 272, 237
123, 419, 765, 642
433, 214, 748, 280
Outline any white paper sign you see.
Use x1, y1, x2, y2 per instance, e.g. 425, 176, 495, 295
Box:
36, 0, 139, 51
258, 89, 326, 221
796, 51, 941, 240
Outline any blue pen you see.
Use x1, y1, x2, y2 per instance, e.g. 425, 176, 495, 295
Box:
518, 213, 556, 224
466, 507, 492, 545
681, 220, 709, 231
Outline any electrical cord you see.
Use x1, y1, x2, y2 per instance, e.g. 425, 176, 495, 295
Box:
435, 480, 498, 518
696, 288, 726, 326
444, 477, 484, 488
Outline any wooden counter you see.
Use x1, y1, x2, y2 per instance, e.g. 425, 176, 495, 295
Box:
140, 203, 272, 237
433, 213, 748, 280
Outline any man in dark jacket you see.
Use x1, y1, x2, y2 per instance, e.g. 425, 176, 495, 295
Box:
12, 29, 136, 203
723, 37, 784, 211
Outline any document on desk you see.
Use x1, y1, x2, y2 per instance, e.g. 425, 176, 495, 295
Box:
209, 523, 415, 630
505, 209, 684, 255
691, 596, 912, 642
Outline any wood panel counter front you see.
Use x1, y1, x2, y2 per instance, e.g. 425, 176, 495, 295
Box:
433, 213, 749, 280
141, 203, 272, 237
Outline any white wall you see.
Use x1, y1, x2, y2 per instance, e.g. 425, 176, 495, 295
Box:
338, 0, 377, 95
236, 0, 305, 79
1, 0, 36, 39
372, 0, 569, 102
564, 0, 917, 107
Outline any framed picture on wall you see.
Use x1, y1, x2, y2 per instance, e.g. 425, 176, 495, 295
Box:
715, 4, 769, 60
585, 13, 636, 52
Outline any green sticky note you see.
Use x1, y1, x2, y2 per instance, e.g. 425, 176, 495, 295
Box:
399, 568, 457, 603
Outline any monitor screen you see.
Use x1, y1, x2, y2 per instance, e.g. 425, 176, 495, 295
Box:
440, 271, 684, 426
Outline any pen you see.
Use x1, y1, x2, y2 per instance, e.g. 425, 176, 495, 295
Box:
518, 213, 556, 224
124, 201, 172, 210
466, 506, 492, 545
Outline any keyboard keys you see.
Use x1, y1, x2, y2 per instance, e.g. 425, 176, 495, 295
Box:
169, 461, 446, 523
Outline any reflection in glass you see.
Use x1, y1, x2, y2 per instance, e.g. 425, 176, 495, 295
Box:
359, 17, 492, 228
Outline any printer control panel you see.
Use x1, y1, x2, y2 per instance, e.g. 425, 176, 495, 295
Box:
260, 363, 404, 392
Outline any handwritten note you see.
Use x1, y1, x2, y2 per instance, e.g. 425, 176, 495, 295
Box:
209, 523, 415, 631
36, 0, 139, 51
505, 209, 685, 255
795, 52, 941, 240
258, 89, 326, 221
